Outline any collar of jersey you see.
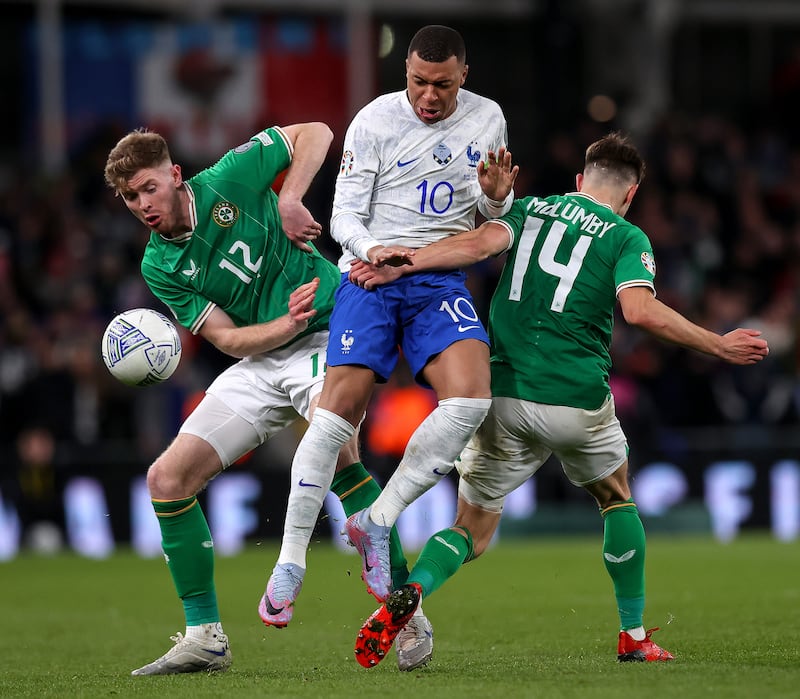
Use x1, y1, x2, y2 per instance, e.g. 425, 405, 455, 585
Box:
568, 191, 613, 211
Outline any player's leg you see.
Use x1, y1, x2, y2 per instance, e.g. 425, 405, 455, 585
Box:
553, 398, 673, 662
331, 426, 436, 671
330, 449, 411, 592
133, 391, 263, 675
348, 338, 492, 601
355, 402, 538, 669
364, 338, 492, 528
354, 489, 504, 668
585, 464, 672, 661
357, 274, 492, 547
274, 363, 373, 572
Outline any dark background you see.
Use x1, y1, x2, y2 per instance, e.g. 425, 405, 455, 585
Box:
2, 0, 800, 555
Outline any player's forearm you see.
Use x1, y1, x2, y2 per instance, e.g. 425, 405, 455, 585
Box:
278, 122, 334, 203
403, 222, 510, 273
330, 211, 383, 262
204, 315, 307, 358
625, 296, 724, 358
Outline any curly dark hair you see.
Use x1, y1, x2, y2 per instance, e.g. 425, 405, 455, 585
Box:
407, 25, 466, 64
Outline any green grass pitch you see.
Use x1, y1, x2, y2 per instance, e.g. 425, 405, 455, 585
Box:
2, 534, 798, 698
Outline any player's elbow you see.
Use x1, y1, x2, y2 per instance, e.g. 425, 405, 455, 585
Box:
310, 122, 334, 146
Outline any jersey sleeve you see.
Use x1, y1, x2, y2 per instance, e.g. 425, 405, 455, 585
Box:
614, 225, 657, 295
142, 261, 215, 335
330, 112, 383, 258
206, 126, 293, 193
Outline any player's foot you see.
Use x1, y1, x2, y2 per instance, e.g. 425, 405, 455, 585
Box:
131, 624, 231, 676
354, 582, 421, 668
396, 607, 433, 671
345, 508, 392, 602
617, 627, 674, 662
258, 562, 305, 628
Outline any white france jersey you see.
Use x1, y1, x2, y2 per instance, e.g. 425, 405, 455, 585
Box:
331, 88, 509, 271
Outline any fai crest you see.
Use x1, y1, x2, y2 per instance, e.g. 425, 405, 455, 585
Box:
212, 201, 239, 227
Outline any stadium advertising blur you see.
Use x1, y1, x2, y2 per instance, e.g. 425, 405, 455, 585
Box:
1, 454, 798, 559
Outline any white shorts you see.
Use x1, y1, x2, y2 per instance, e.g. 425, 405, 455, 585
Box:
179, 331, 328, 467
457, 395, 627, 512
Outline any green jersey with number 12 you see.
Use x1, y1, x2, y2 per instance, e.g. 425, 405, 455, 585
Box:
141, 127, 340, 346
489, 192, 656, 410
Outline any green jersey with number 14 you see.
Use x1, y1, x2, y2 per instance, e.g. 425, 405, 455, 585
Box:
489, 192, 656, 410
141, 127, 340, 346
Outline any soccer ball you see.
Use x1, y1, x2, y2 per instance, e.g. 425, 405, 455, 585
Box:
101, 308, 182, 386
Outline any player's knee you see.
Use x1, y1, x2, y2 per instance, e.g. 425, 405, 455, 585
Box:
439, 396, 492, 431
146, 455, 198, 500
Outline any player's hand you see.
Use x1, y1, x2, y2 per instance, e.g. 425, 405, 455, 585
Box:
287, 277, 319, 330
478, 147, 519, 201
278, 199, 323, 253
367, 245, 416, 267
349, 261, 404, 290
719, 328, 770, 364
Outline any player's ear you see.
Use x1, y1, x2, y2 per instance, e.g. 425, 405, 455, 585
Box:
171, 164, 183, 187
625, 182, 639, 206
460, 64, 468, 86
576, 173, 584, 191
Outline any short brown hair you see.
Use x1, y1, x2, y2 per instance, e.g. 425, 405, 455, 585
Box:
407, 25, 466, 64
584, 132, 645, 185
104, 129, 171, 192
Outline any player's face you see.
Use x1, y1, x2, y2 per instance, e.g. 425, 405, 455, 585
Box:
405, 52, 467, 124
119, 162, 187, 237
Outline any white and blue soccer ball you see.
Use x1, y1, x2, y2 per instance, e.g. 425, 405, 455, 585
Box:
101, 308, 182, 386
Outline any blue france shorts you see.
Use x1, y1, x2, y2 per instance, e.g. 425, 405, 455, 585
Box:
327, 270, 489, 386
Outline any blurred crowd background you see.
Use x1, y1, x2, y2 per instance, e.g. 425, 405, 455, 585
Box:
3, 0, 800, 552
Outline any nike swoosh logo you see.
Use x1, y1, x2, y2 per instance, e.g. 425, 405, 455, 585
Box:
458, 325, 479, 332
264, 597, 285, 615
433, 467, 448, 476
299, 479, 322, 488
361, 551, 374, 573
203, 647, 228, 657
397, 157, 420, 167
604, 549, 636, 564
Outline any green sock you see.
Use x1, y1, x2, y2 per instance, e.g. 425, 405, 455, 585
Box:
601, 501, 646, 630
331, 462, 410, 589
408, 527, 473, 598
153, 497, 219, 626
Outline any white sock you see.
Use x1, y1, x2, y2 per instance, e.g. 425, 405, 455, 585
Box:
278, 408, 354, 567
185, 622, 224, 640
624, 626, 646, 641
370, 397, 491, 528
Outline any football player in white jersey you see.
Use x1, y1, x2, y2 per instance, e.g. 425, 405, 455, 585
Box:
259, 25, 518, 671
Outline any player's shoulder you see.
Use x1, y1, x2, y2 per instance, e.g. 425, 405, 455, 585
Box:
458, 89, 504, 115
355, 90, 406, 121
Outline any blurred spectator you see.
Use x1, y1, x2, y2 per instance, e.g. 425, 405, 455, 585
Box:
12, 426, 65, 554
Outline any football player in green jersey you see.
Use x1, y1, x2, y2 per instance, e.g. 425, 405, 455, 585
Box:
346, 132, 769, 667
104, 123, 420, 675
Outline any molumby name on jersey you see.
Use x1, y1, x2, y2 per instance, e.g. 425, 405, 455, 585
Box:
528, 196, 618, 238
